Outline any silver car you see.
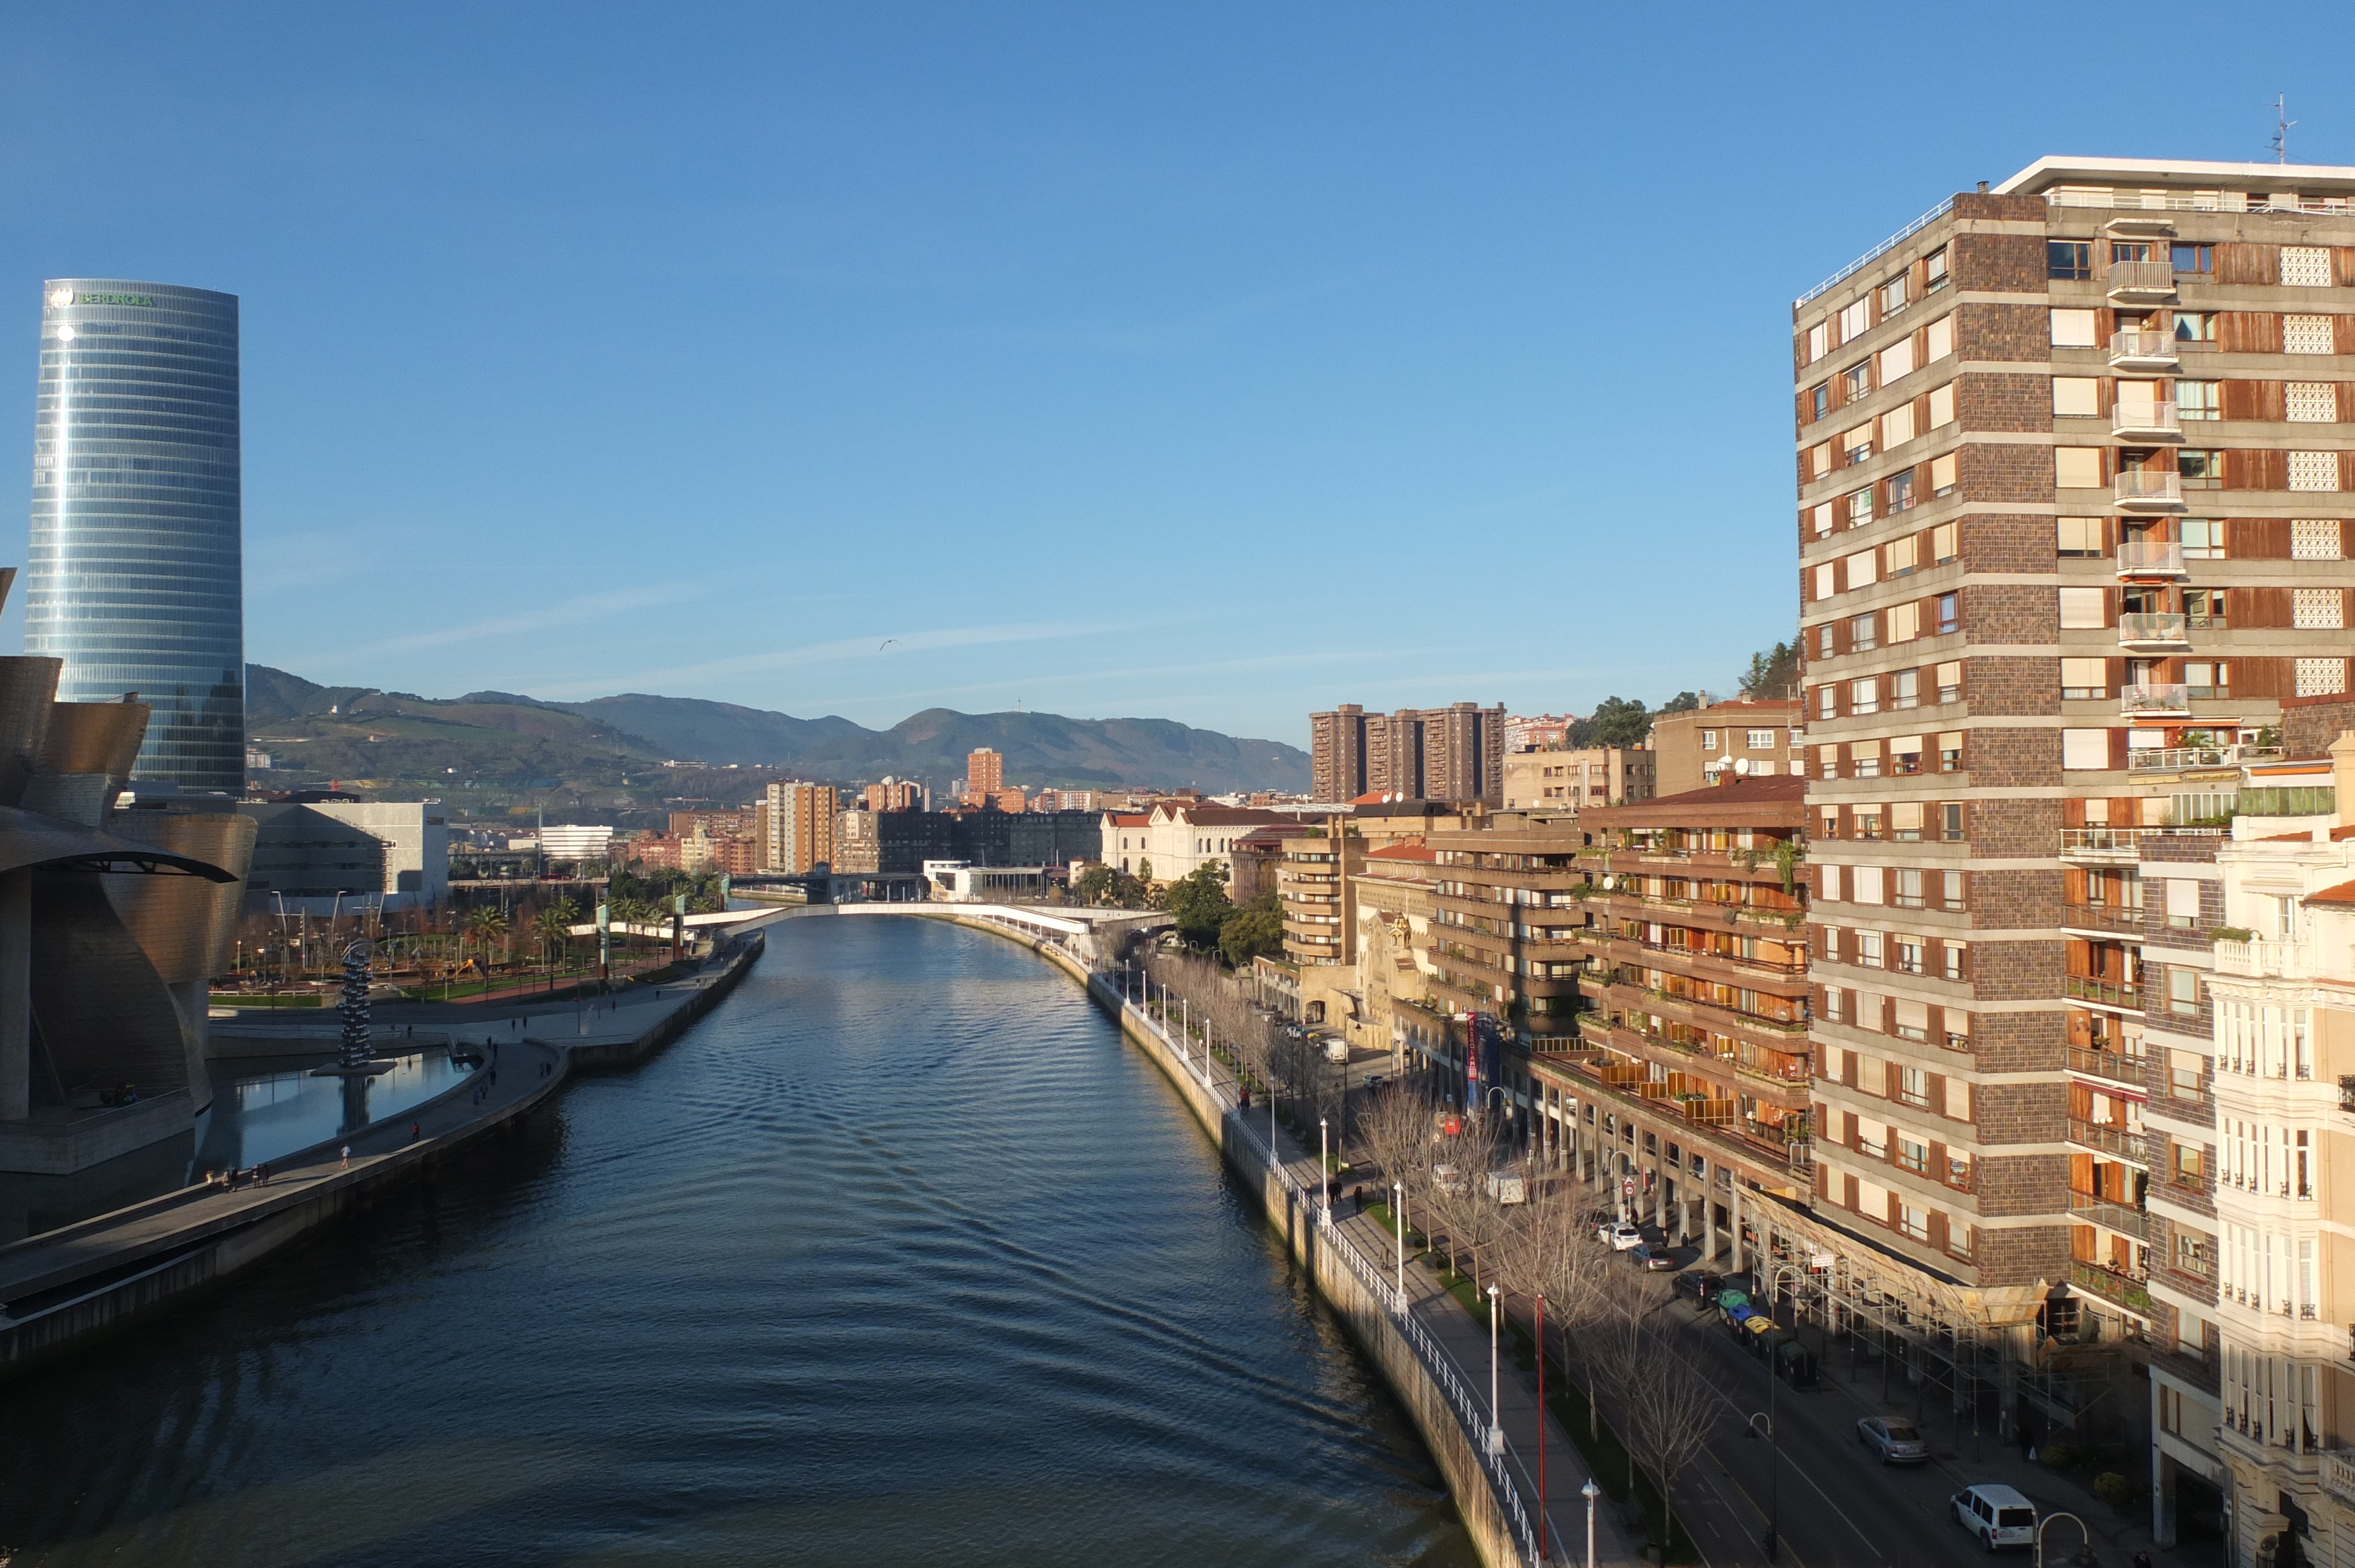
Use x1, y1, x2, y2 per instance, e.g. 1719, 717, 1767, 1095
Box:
1856, 1415, 1929, 1464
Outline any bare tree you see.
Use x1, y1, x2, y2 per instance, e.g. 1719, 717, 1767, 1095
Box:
1356, 1085, 1438, 1252
1613, 1326, 1719, 1555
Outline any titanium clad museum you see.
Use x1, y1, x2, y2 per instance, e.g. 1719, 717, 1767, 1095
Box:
28, 281, 243, 793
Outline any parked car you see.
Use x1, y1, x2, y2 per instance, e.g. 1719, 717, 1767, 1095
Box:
1677, 1269, 1724, 1307
1858, 1416, 1929, 1464
1361, 1073, 1388, 1091
1596, 1221, 1643, 1250
1630, 1243, 1679, 1272
1950, 1484, 2038, 1552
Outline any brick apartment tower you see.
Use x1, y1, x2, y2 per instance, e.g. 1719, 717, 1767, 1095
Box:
1796, 158, 2355, 1352
966, 748, 1004, 796
1308, 702, 1505, 803
761, 780, 838, 873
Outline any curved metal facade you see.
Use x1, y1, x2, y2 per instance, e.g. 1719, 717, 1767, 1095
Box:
28, 280, 242, 792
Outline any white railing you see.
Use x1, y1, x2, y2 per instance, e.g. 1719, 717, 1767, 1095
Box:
1795, 195, 1956, 307
2114, 401, 2181, 437
2121, 683, 2191, 714
2116, 539, 2186, 576
2108, 260, 2177, 296
2130, 743, 2283, 773
2115, 471, 2184, 508
1117, 985, 1544, 1567
2120, 612, 2190, 646
2214, 937, 2314, 980
2109, 330, 2178, 366
2059, 825, 2228, 855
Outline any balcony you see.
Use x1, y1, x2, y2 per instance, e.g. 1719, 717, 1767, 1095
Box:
2113, 400, 2182, 441
2130, 743, 2283, 775
2115, 539, 2187, 579
2069, 1190, 2151, 1240
2104, 214, 2177, 238
2063, 901, 2144, 935
2108, 330, 2180, 371
2121, 682, 2190, 716
2070, 1259, 2154, 1315
2069, 1046, 2148, 1087
2107, 260, 2178, 303
2214, 937, 2314, 980
2058, 824, 2225, 859
2067, 974, 2142, 1010
2328, 1452, 2355, 1511
2119, 612, 2191, 650
2069, 1118, 2149, 1164
2115, 471, 2185, 512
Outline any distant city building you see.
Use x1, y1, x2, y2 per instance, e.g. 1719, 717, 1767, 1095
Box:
538, 823, 615, 861
1648, 699, 1805, 795
238, 799, 449, 913
29, 281, 245, 792
1500, 746, 1656, 813
835, 806, 959, 875
1504, 714, 1573, 752
863, 778, 925, 812
762, 780, 838, 872
1099, 801, 1293, 885
965, 748, 1004, 796
922, 859, 1050, 902
1309, 702, 1505, 804
244, 747, 271, 772
1034, 787, 1105, 812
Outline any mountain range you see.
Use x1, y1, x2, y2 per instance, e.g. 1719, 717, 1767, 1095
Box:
243, 666, 1309, 797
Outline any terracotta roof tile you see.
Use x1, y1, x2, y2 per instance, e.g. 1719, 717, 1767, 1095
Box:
2307, 878, 2355, 906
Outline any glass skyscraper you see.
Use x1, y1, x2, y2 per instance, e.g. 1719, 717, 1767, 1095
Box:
28, 280, 243, 792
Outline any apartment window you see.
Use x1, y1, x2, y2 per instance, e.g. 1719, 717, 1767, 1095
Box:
1880, 340, 1916, 387
2048, 241, 2092, 281
2291, 451, 2341, 491
1900, 1204, 1931, 1243
2185, 587, 2226, 628
1856, 930, 1883, 966
2185, 661, 2231, 699
1892, 597, 1923, 643
1938, 730, 1962, 771
1839, 298, 1870, 342
2178, 449, 2221, 486
1850, 613, 1879, 653
1895, 937, 1926, 978
1932, 521, 1956, 562
1943, 939, 1967, 979
1941, 871, 1966, 911
1810, 441, 1834, 479
2055, 447, 2105, 487
2167, 966, 2200, 1019
2295, 589, 2344, 629
1893, 868, 1925, 909
1842, 362, 1871, 402
1925, 247, 1949, 291
1855, 805, 1883, 840
2061, 657, 2109, 700
1879, 275, 1908, 316
1847, 486, 1874, 525
1822, 988, 1844, 1022
1892, 803, 1924, 842
2175, 311, 2217, 344
1806, 320, 1829, 363
1925, 317, 1953, 365
2049, 307, 2098, 347
2286, 313, 2334, 354
1886, 470, 1915, 512
1819, 808, 1840, 842
1809, 383, 1829, 420
1891, 669, 1919, 710
2174, 1142, 2204, 1186
2288, 383, 2339, 423
1843, 423, 1873, 463
1817, 744, 1838, 781
1816, 685, 1836, 719
2057, 516, 2105, 557
1895, 1133, 1929, 1174
1883, 404, 1915, 448
2294, 519, 2343, 560
2177, 380, 2220, 420
2182, 518, 2225, 559
1928, 388, 1956, 434
2283, 245, 2334, 287
2058, 586, 2107, 629
2052, 377, 2100, 417
1935, 593, 1959, 634
1810, 502, 1834, 538
2171, 242, 2214, 274
1746, 728, 1774, 750
1816, 623, 1835, 659
1853, 740, 1882, 778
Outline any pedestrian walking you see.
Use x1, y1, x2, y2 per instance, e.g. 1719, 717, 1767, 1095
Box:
257, 1163, 270, 1187
411, 1121, 420, 1142
340, 1144, 350, 1171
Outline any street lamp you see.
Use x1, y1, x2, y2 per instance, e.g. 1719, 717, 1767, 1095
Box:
1746, 1405, 1780, 1562
1582, 1477, 1601, 1568
1535, 1288, 1548, 1566
1392, 1180, 1406, 1310
1486, 1281, 1504, 1456
1319, 1118, 1331, 1224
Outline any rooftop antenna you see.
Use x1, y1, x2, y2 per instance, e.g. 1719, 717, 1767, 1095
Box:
2272, 94, 2296, 164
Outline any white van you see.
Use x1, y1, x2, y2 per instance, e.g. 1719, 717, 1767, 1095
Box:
1322, 1038, 1349, 1064
1484, 1171, 1527, 1205
1949, 1483, 2036, 1551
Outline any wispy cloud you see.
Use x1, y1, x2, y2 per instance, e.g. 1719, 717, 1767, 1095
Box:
326, 582, 707, 662
522, 618, 1134, 700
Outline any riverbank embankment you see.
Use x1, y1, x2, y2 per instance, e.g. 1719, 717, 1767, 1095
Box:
0, 930, 765, 1379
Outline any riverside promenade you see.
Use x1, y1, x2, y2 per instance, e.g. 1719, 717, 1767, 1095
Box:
0, 930, 765, 1378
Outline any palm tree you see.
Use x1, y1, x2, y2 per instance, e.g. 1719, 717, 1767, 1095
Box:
466, 906, 510, 972
532, 901, 576, 986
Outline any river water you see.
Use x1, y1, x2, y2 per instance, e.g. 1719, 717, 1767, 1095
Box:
0, 915, 1476, 1568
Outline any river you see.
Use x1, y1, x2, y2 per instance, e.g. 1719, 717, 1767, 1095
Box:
0, 915, 1477, 1567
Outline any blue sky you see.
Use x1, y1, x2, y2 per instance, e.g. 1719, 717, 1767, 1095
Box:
4, 4, 2350, 746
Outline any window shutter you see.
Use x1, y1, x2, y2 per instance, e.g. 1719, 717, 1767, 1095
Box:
2217, 244, 2277, 286
2230, 518, 2291, 558
2221, 380, 2261, 420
